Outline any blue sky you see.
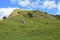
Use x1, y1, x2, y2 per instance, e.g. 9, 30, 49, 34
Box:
0, 0, 60, 18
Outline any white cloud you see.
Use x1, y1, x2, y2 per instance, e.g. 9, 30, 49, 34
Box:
56, 12, 60, 15
42, 1, 56, 9
56, 2, 60, 15
0, 7, 17, 18
29, 0, 43, 8
10, 0, 57, 9
18, 0, 30, 7
57, 2, 60, 11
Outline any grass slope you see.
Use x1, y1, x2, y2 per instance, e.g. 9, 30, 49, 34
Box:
0, 9, 60, 40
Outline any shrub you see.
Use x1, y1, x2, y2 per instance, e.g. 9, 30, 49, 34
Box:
45, 12, 48, 14
56, 14, 60, 19
18, 12, 21, 14
3, 16, 6, 19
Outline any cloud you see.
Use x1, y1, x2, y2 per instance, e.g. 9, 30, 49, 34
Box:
18, 0, 30, 7
28, 0, 43, 8
56, 2, 60, 15
0, 7, 17, 18
57, 2, 60, 11
10, 0, 57, 9
42, 1, 56, 9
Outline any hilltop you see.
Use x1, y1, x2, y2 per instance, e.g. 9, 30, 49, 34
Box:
0, 9, 60, 40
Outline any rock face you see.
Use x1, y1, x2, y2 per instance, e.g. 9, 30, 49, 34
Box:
26, 13, 33, 18
19, 20, 25, 25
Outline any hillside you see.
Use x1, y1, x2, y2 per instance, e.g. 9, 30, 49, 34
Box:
0, 9, 60, 40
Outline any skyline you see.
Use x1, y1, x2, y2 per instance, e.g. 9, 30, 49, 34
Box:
0, 0, 60, 18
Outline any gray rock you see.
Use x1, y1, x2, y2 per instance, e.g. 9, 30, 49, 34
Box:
19, 20, 25, 25
40, 15, 48, 18
27, 13, 33, 18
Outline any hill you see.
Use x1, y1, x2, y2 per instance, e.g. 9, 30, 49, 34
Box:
0, 9, 60, 40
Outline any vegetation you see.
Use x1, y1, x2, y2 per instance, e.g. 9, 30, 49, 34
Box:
3, 16, 6, 19
0, 9, 60, 40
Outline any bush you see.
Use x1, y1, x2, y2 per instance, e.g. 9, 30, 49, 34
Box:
18, 12, 20, 14
45, 12, 48, 14
56, 14, 60, 19
3, 16, 6, 19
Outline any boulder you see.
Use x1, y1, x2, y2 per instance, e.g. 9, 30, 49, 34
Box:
19, 20, 25, 25
40, 14, 48, 18
26, 13, 33, 18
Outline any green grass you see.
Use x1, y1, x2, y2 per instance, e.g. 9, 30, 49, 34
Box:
0, 9, 60, 40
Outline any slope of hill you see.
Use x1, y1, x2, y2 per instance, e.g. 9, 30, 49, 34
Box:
0, 9, 60, 40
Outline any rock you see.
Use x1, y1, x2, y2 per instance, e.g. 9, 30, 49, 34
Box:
26, 13, 33, 18
40, 14, 48, 18
19, 20, 25, 25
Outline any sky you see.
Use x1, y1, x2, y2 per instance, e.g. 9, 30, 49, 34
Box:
0, 0, 60, 19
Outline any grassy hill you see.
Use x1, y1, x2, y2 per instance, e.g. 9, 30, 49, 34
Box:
0, 9, 60, 40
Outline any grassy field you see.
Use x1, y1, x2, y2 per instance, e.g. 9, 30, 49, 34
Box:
0, 9, 60, 40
